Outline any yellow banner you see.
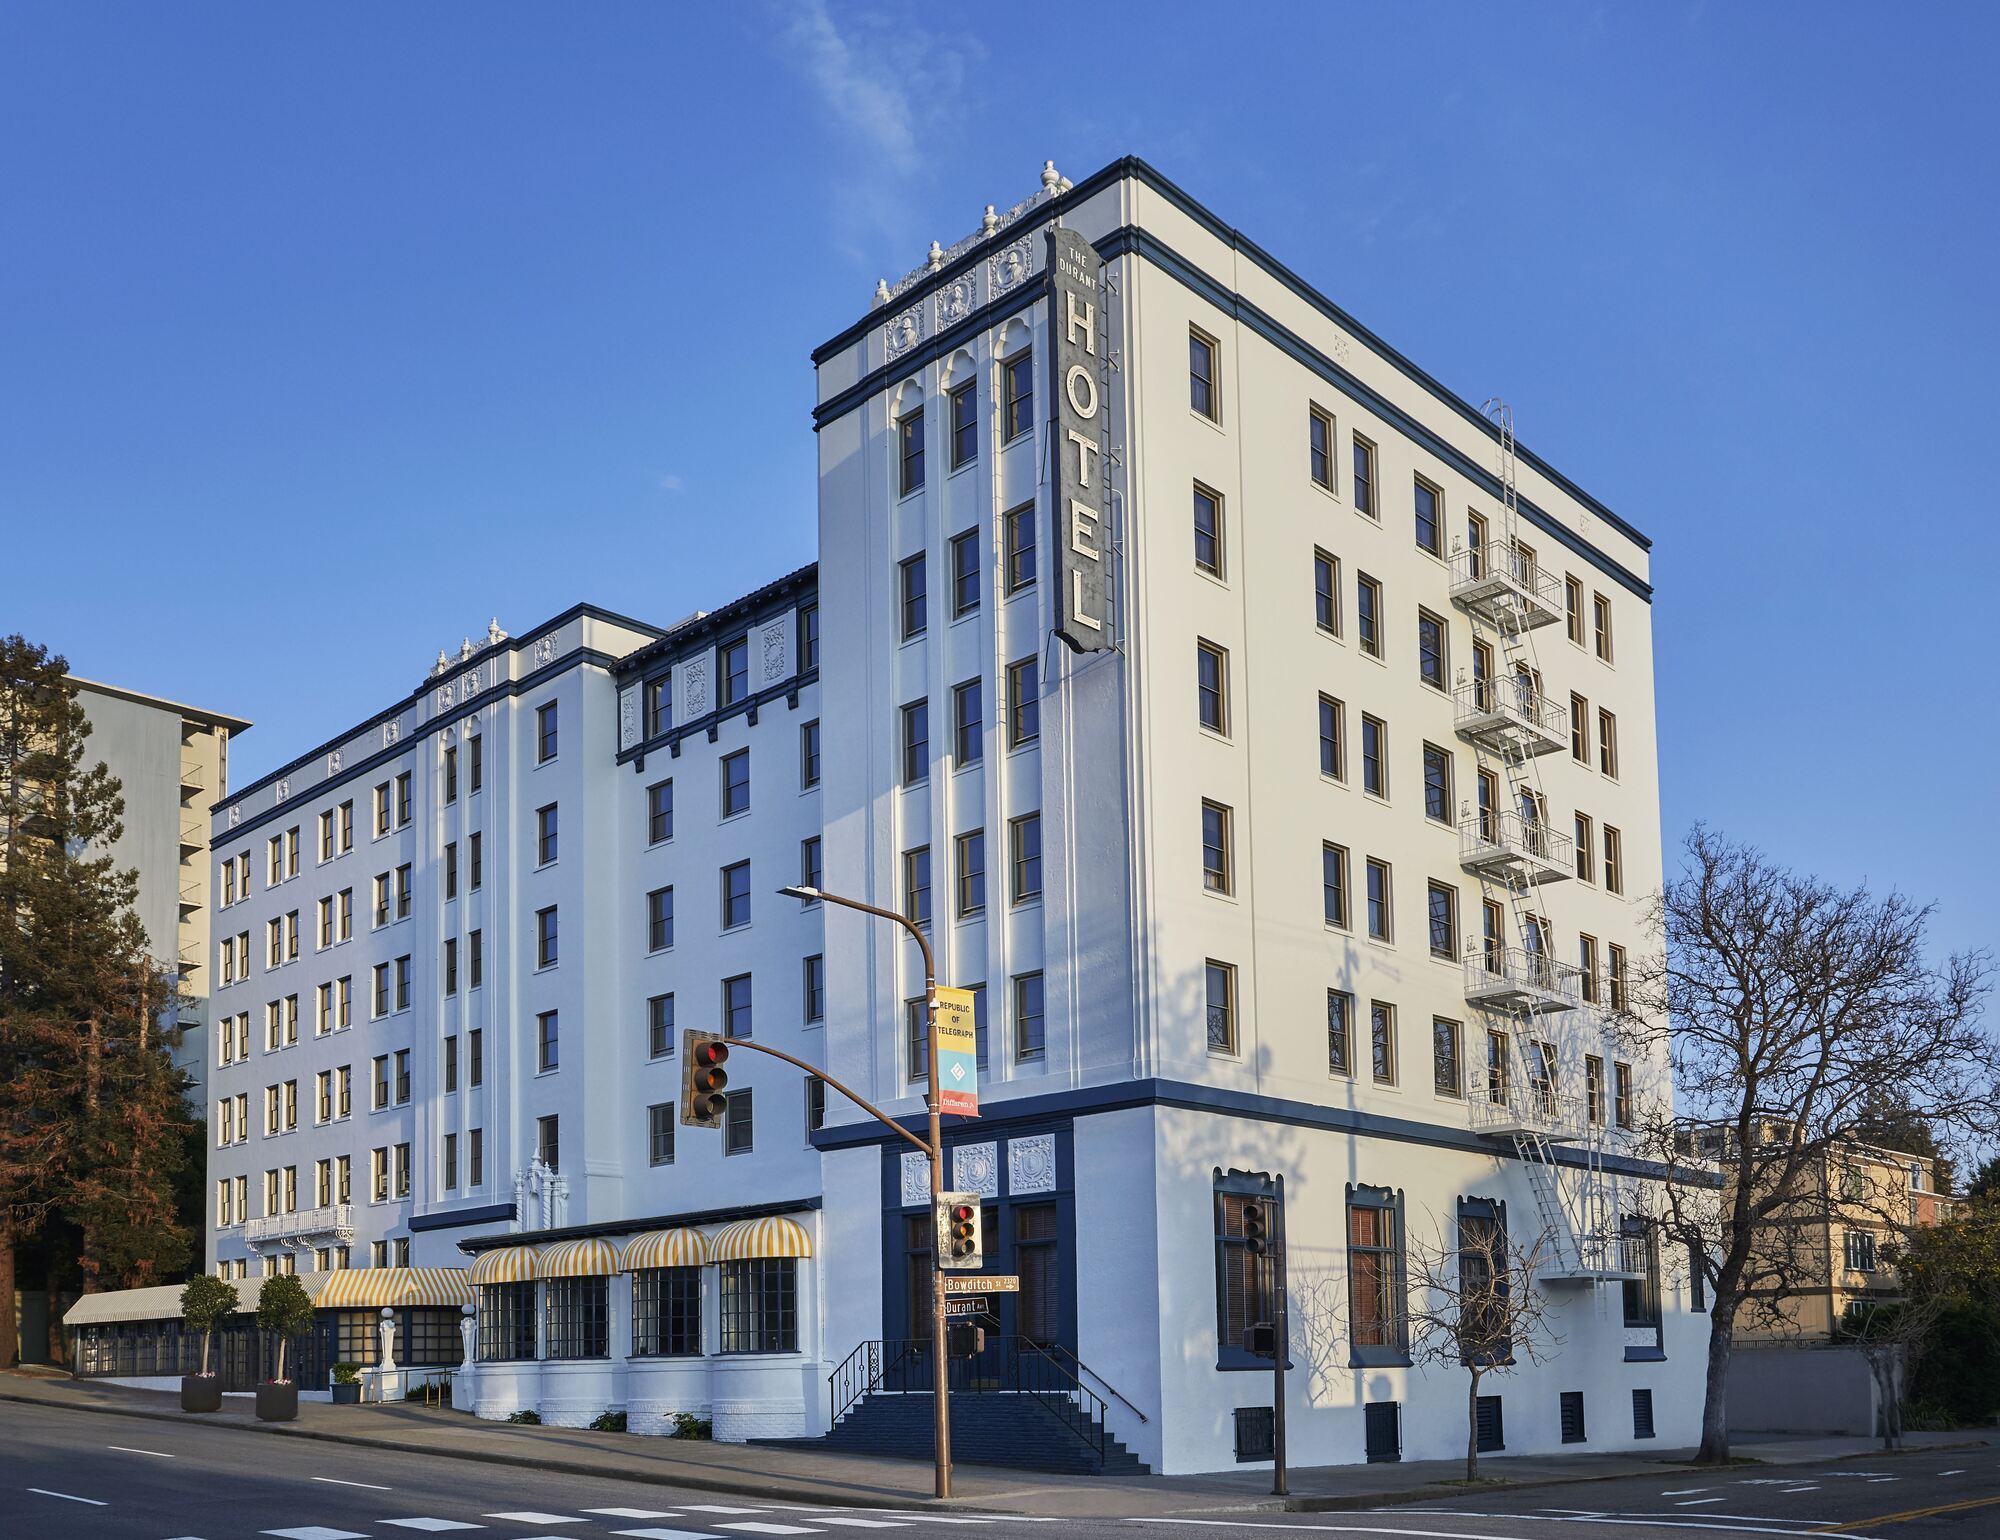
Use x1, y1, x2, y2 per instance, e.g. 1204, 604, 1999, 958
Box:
934, 986, 979, 1116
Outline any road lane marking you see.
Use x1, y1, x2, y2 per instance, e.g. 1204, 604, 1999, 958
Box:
611, 1531, 724, 1540
1940, 1469, 1966, 1476
713, 1528, 822, 1536
106, 1444, 174, 1458
1814, 1491, 2000, 1530
484, 1516, 588, 1526
1665, 1490, 1714, 1496
261, 1529, 370, 1540
586, 1512, 687, 1521
311, 1475, 393, 1490
1678, 1500, 1725, 1507
27, 1488, 108, 1505
1324, 1513, 1887, 1539
380, 1522, 487, 1533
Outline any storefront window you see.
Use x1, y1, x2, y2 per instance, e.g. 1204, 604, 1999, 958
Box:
631, 1267, 702, 1357
477, 1282, 537, 1362
545, 1277, 609, 1359
719, 1259, 798, 1354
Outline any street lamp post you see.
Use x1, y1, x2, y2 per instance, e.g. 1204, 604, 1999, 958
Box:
780, 884, 953, 1500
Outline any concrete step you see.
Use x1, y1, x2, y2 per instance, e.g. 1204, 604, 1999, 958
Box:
761, 1391, 1148, 1476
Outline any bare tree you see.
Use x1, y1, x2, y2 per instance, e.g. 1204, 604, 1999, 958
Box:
1617, 827, 1995, 1464
1404, 1212, 1562, 1482
1839, 1289, 1945, 1450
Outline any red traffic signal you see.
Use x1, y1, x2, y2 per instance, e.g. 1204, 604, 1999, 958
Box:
935, 1191, 983, 1271
681, 1030, 730, 1128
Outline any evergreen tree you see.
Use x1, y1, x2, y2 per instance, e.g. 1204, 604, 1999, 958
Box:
1, 636, 195, 1364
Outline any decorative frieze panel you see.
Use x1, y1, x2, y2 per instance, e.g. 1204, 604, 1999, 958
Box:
679, 649, 713, 724
952, 1142, 999, 1200
1008, 1134, 1056, 1195
755, 612, 794, 690
901, 1151, 931, 1209
618, 685, 641, 751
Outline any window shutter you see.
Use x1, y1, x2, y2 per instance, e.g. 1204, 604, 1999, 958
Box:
1476, 1394, 1505, 1452
1364, 1400, 1401, 1463
1233, 1405, 1275, 1463
1560, 1391, 1587, 1443
1632, 1387, 1656, 1439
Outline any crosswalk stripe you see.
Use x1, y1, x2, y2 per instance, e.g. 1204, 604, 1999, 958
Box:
586, 1513, 687, 1522
680, 1507, 774, 1515
611, 1530, 723, 1540
713, 1526, 822, 1535
484, 1516, 587, 1526
811, 1521, 913, 1529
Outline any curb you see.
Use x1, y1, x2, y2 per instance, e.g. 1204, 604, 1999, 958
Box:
0, 1388, 940, 1509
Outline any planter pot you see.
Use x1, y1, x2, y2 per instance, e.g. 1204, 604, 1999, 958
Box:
180, 1375, 222, 1414
255, 1381, 299, 1422
330, 1382, 361, 1405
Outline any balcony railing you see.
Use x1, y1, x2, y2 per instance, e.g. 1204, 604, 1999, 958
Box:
1450, 539, 1565, 632
178, 818, 204, 853
1454, 677, 1569, 759
1464, 944, 1581, 1013
179, 759, 206, 793
1459, 807, 1574, 888
242, 1203, 355, 1248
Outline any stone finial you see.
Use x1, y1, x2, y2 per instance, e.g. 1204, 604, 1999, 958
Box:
873, 278, 891, 307
1041, 160, 1061, 192
434, 650, 450, 676
459, 638, 474, 661
1058, 175, 1073, 193
927, 240, 943, 271
981, 204, 999, 236
487, 617, 507, 646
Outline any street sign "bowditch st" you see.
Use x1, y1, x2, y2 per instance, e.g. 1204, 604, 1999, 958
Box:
944, 1275, 1020, 1295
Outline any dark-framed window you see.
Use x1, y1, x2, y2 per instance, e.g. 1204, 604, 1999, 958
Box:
719, 1257, 797, 1353
476, 1282, 536, 1362
955, 829, 986, 917
1197, 641, 1228, 734
1428, 882, 1458, 959
723, 1086, 754, 1154
632, 1267, 701, 1356
1371, 1000, 1396, 1084
1206, 960, 1236, 1054
1327, 988, 1353, 1075
536, 802, 558, 865
1433, 1018, 1463, 1097
536, 702, 559, 762
1366, 858, 1392, 940
800, 719, 821, 787
545, 1276, 608, 1359
645, 671, 673, 738
1622, 1218, 1662, 1329
797, 602, 819, 673
953, 679, 983, 764
902, 846, 932, 929
648, 992, 675, 1058
1414, 477, 1442, 555
722, 860, 752, 929
1193, 484, 1224, 577
1353, 436, 1377, 517
1348, 1185, 1408, 1364
648, 886, 674, 952
721, 748, 750, 817
949, 380, 978, 469
537, 1010, 559, 1073
1323, 843, 1349, 928
1423, 744, 1452, 824
1013, 971, 1045, 1061
1314, 549, 1338, 633
1319, 694, 1344, 780
1004, 503, 1037, 591
1189, 328, 1219, 420
1003, 349, 1034, 441
648, 1102, 674, 1166
1007, 656, 1040, 746
536, 906, 558, 968
900, 699, 929, 785
537, 1114, 559, 1171
723, 973, 753, 1040
1010, 813, 1041, 902
1418, 610, 1447, 689
1213, 1169, 1278, 1369
899, 407, 925, 495
803, 955, 825, 1024
900, 553, 927, 639
720, 635, 749, 707
1309, 406, 1334, 490
1357, 572, 1382, 656
950, 529, 980, 617
800, 835, 823, 896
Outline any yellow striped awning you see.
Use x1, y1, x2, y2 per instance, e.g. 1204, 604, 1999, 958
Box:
536, 1237, 619, 1278
709, 1215, 813, 1261
312, 1267, 472, 1310
618, 1228, 710, 1272
469, 1246, 540, 1286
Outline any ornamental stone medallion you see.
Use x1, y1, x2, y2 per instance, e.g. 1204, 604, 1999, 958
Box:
935, 273, 975, 330
901, 1151, 930, 1208
952, 1142, 999, 1199
990, 236, 1034, 295
1008, 1134, 1056, 1195
535, 634, 557, 664
885, 306, 922, 362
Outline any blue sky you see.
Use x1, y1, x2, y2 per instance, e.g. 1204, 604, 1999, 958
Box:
3, 2, 1994, 964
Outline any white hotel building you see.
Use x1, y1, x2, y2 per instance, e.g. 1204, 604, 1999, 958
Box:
135, 158, 1698, 1474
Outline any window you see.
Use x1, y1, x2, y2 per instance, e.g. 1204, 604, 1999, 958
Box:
370, 1060, 389, 1113
720, 636, 749, 707
1318, 694, 1344, 779
1214, 1177, 1278, 1367
536, 702, 558, 763
1622, 1218, 1661, 1329
1004, 503, 1037, 592
902, 847, 931, 928
953, 680, 982, 764
1314, 549, 1339, 634
1348, 1191, 1405, 1358
898, 407, 925, 495
1414, 478, 1442, 555
1593, 592, 1614, 662
647, 886, 674, 952
649, 993, 676, 1058
719, 1257, 796, 1352
1007, 656, 1040, 746
1309, 406, 1334, 490
477, 1281, 536, 1362
1366, 858, 1393, 941
1603, 825, 1624, 894
899, 700, 929, 785
467, 734, 483, 792
1579, 933, 1601, 1004
950, 530, 980, 617
443, 1133, 458, 1191
1322, 843, 1349, 928
632, 1267, 701, 1357
1844, 1229, 1878, 1273
648, 778, 674, 843
723, 973, 753, 1039
526, 907, 557, 970
1009, 813, 1042, 903
318, 810, 334, 861
949, 380, 977, 469
1362, 714, 1388, 797
1632, 1388, 1656, 1440
546, 1276, 609, 1360
904, 997, 928, 1083
721, 862, 752, 930
1200, 801, 1233, 894
898, 554, 928, 643
1189, 328, 1218, 419
721, 749, 750, 816
468, 930, 482, 988
1003, 349, 1034, 441
799, 721, 820, 788
1427, 882, 1458, 959
1561, 1391, 1587, 1444
443, 1035, 458, 1094
645, 672, 673, 738
536, 803, 558, 866
392, 1051, 409, 1105
1574, 814, 1595, 884
1476, 1394, 1505, 1454
1466, 510, 1488, 572
799, 835, 822, 897
1614, 1062, 1633, 1129
1565, 575, 1585, 645
805, 1076, 826, 1134
1371, 1001, 1397, 1084
1206, 960, 1236, 1054
372, 964, 389, 1018
1013, 971, 1045, 1061
1597, 708, 1619, 778
1423, 744, 1452, 824
649, 1102, 675, 1167
1352, 436, 1377, 518
1319, 987, 1355, 1075
469, 1029, 483, 1087
394, 864, 411, 921
723, 1086, 754, 1154
1569, 694, 1589, 762
1433, 1018, 1463, 1097
802, 958, 824, 1025
1192, 484, 1224, 577
1356, 573, 1382, 657
1417, 609, 1447, 689
1608, 944, 1628, 1014
537, 1114, 559, 1172
1196, 642, 1228, 734
797, 603, 819, 672
956, 829, 986, 916
1585, 1054, 1606, 1125
469, 832, 482, 889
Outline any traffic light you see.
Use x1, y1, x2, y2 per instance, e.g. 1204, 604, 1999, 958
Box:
1241, 1199, 1268, 1257
681, 1029, 730, 1128
1244, 1321, 1276, 1357
935, 1190, 983, 1271
946, 1323, 986, 1358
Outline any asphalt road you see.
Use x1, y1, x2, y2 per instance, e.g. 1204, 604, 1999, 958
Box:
4, 1400, 1998, 1540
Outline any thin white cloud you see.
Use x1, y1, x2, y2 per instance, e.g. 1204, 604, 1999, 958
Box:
781, 0, 922, 175
656, 472, 685, 494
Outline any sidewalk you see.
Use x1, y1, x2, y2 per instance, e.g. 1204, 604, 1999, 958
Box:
2, 1371, 1987, 1516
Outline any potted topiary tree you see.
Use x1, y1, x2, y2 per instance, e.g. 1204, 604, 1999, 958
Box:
329, 1362, 363, 1404
254, 1273, 314, 1422
178, 1274, 237, 1413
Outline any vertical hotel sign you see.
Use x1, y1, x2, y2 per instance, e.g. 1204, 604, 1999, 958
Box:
934, 985, 980, 1117
1048, 227, 1110, 652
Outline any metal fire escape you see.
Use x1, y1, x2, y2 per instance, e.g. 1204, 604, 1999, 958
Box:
1450, 401, 1636, 1285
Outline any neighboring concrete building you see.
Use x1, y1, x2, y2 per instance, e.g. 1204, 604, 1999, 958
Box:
80, 156, 1696, 1474
71, 678, 250, 1093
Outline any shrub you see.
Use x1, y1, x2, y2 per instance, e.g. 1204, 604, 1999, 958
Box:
670, 1412, 713, 1440
506, 1408, 542, 1425
330, 1362, 362, 1386
589, 1410, 628, 1432
1910, 1298, 2000, 1426
179, 1273, 238, 1378
254, 1273, 315, 1385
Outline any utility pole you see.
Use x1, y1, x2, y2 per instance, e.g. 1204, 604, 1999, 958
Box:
1272, 1175, 1288, 1497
